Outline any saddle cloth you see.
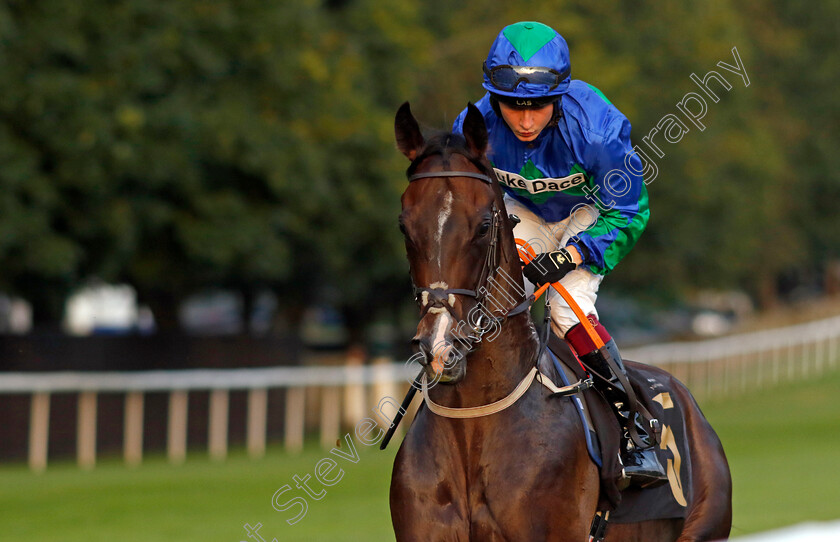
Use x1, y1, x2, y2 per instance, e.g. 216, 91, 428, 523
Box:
545, 335, 691, 522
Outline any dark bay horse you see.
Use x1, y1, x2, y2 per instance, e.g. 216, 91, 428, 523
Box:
389, 102, 731, 541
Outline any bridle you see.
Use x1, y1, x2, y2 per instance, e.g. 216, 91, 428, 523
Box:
405, 168, 532, 338
378, 162, 593, 427
405, 168, 592, 420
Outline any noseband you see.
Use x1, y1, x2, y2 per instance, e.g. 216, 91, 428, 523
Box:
406, 169, 532, 332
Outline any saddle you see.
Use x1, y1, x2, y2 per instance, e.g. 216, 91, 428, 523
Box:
545, 334, 690, 522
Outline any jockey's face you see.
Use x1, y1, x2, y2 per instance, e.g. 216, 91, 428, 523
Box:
498, 102, 554, 142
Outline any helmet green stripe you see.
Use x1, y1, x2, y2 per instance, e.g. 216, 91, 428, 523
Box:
502, 22, 556, 62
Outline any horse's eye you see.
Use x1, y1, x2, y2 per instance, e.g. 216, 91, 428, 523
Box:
399, 222, 407, 236
477, 222, 491, 237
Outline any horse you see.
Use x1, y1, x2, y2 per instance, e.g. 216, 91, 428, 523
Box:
389, 102, 732, 541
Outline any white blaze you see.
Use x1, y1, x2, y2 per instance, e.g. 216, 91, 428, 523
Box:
435, 191, 453, 265
429, 311, 455, 372
424, 281, 454, 372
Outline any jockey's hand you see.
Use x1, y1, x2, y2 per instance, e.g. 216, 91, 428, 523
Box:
523, 248, 577, 286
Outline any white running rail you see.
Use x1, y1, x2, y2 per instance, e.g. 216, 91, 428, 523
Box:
1, 315, 838, 471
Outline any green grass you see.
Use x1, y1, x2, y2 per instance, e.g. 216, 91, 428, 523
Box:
0, 441, 398, 541
700, 369, 840, 538
1, 370, 838, 541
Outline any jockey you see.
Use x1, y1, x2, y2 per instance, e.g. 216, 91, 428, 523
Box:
454, 21, 667, 488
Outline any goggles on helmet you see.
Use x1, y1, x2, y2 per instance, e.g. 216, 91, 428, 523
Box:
483, 61, 570, 92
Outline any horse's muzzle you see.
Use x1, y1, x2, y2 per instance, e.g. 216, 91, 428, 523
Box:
412, 339, 467, 384
412, 311, 468, 384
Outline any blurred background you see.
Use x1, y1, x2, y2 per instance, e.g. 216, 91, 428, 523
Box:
0, 1, 838, 541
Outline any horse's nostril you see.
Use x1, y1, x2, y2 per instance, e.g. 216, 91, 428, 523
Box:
411, 337, 431, 365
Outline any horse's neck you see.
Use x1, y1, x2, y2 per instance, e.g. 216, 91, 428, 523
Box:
473, 314, 539, 392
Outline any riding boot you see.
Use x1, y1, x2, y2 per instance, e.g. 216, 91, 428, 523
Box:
578, 339, 668, 489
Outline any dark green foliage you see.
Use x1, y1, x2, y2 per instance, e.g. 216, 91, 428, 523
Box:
0, 1, 836, 327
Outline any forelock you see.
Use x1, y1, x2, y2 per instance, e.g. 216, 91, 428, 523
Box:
406, 131, 490, 177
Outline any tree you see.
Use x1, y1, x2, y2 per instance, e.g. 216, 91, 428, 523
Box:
0, 0, 836, 334
0, 0, 425, 332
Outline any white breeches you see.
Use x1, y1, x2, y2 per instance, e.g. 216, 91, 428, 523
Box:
504, 195, 603, 337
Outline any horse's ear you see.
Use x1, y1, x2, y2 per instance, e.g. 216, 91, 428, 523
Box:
462, 103, 488, 158
395, 102, 424, 161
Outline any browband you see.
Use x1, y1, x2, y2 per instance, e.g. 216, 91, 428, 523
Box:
407, 171, 495, 184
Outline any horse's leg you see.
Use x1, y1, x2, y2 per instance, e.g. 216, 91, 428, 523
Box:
669, 381, 733, 542
390, 466, 471, 541
390, 426, 471, 542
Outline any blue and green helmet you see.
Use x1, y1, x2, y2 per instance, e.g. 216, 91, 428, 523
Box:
482, 21, 572, 99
